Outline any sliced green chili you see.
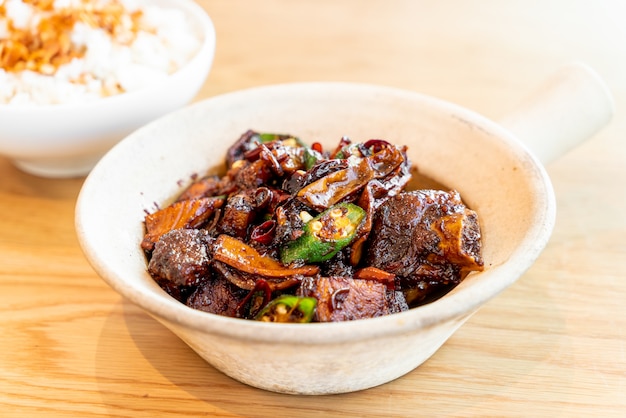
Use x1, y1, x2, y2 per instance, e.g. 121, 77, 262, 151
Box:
254, 295, 317, 323
280, 202, 366, 264
257, 132, 305, 147
303, 147, 324, 170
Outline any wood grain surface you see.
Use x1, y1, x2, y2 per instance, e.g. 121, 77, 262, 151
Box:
1, 1, 625, 416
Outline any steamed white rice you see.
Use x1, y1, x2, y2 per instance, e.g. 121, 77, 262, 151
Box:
0, 0, 201, 105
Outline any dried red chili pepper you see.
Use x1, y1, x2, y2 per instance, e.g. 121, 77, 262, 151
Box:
250, 219, 277, 245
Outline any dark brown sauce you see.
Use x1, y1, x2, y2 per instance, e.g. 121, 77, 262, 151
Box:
406, 168, 446, 191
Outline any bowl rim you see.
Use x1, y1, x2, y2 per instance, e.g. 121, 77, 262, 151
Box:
0, 0, 215, 112
75, 81, 556, 345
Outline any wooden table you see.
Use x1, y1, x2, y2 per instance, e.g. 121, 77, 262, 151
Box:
2, 1, 625, 416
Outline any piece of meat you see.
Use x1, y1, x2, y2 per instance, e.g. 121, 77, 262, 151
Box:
218, 187, 272, 239
226, 129, 259, 167
148, 228, 214, 287
299, 276, 408, 322
365, 190, 483, 275
225, 159, 275, 193
186, 275, 248, 317
319, 249, 354, 278
364, 190, 483, 304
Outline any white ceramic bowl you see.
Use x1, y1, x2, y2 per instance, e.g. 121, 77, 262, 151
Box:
75, 65, 612, 395
0, 0, 215, 178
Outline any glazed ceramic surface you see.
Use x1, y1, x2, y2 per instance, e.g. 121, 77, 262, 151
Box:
75, 68, 612, 394
0, 0, 215, 178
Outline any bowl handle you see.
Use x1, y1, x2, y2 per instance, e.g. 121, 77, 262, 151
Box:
498, 62, 614, 165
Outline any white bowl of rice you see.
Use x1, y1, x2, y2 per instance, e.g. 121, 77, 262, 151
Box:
0, 0, 216, 177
